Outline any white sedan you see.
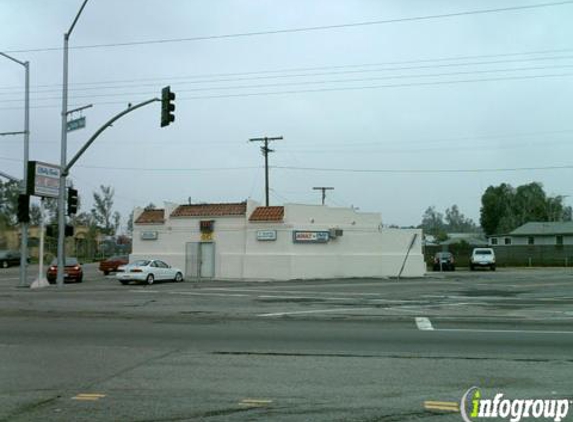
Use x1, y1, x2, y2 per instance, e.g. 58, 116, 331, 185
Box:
116, 259, 184, 285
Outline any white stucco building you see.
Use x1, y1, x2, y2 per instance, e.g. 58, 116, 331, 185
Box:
131, 200, 425, 280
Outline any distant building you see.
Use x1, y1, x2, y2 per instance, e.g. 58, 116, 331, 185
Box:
132, 200, 425, 280
488, 222, 573, 247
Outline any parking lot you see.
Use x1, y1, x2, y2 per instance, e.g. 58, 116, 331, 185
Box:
1, 265, 572, 422
1, 263, 572, 327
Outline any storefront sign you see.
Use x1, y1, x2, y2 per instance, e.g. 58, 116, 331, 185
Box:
26, 161, 60, 198
201, 232, 214, 242
257, 230, 277, 241
293, 230, 330, 243
140, 231, 158, 240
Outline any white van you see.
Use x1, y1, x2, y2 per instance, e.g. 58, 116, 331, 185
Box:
470, 248, 496, 271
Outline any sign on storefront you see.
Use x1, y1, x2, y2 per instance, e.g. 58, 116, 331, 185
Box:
141, 231, 158, 240
257, 230, 277, 241
293, 230, 330, 243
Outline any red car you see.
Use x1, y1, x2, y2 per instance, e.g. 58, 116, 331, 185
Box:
47, 257, 83, 283
99, 255, 129, 275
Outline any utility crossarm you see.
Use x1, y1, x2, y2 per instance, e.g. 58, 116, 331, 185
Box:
64, 97, 159, 176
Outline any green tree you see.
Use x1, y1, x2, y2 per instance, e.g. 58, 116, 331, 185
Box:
480, 182, 571, 235
0, 180, 21, 227
420, 206, 446, 237
91, 185, 120, 235
445, 204, 477, 232
480, 183, 515, 235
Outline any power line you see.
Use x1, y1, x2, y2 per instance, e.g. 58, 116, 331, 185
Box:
0, 156, 259, 172
2, 154, 572, 174
3, 62, 573, 103
272, 165, 573, 174
1, 71, 571, 111
4, 1, 572, 54
0, 49, 573, 95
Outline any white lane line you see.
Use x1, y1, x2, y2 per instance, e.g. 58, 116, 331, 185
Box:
415, 317, 434, 331
414, 317, 573, 335
438, 328, 573, 335
258, 307, 374, 317
258, 295, 353, 301
203, 287, 384, 296
130, 290, 249, 297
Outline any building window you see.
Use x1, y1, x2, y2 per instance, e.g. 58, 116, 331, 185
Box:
504, 237, 512, 245
556, 235, 564, 246
528, 236, 535, 245
491, 238, 498, 245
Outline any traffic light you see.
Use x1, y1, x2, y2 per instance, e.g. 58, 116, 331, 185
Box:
67, 187, 78, 215
17, 194, 30, 224
161, 86, 175, 127
65, 224, 74, 237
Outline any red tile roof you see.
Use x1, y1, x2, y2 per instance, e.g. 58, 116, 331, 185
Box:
135, 209, 165, 224
171, 202, 247, 218
249, 206, 284, 222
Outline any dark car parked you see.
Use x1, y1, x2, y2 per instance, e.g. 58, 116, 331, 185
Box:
47, 257, 83, 283
99, 255, 129, 275
432, 252, 455, 271
0, 250, 24, 268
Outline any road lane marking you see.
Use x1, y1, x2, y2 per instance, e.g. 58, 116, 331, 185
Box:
72, 393, 106, 401
415, 317, 434, 331
130, 290, 249, 297
239, 399, 273, 407
258, 307, 374, 317
258, 295, 355, 301
438, 328, 573, 335
415, 317, 573, 334
424, 401, 459, 412
204, 287, 387, 296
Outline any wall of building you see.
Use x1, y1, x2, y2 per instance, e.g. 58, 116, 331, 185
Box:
490, 235, 573, 247
132, 215, 247, 278
132, 202, 425, 280
243, 204, 423, 279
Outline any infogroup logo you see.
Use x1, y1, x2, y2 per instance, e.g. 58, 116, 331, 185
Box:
460, 387, 571, 422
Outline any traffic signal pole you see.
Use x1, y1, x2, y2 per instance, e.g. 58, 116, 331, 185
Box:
0, 52, 30, 287
64, 98, 160, 175
57, 0, 89, 288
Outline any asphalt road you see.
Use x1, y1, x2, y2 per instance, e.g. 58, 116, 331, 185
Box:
0, 265, 572, 422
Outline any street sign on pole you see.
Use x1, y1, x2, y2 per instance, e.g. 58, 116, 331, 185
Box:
26, 161, 61, 198
66, 116, 86, 132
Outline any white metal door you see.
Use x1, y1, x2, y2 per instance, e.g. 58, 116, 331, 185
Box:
199, 242, 215, 278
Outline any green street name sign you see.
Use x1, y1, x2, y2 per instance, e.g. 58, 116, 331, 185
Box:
66, 116, 86, 132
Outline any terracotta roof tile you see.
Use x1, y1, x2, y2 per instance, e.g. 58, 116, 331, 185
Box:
171, 202, 247, 218
135, 209, 165, 224
249, 206, 284, 222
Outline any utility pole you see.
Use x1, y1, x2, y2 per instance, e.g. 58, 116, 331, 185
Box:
249, 136, 283, 207
57, 0, 89, 287
313, 187, 334, 206
0, 52, 30, 287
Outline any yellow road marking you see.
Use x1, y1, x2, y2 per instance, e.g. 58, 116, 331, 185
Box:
424, 401, 459, 412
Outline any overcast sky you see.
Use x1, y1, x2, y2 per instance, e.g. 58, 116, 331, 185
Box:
1, 0, 572, 230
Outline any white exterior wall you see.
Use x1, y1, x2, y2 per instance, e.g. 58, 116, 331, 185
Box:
132, 202, 425, 280
132, 215, 247, 278
243, 204, 423, 280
